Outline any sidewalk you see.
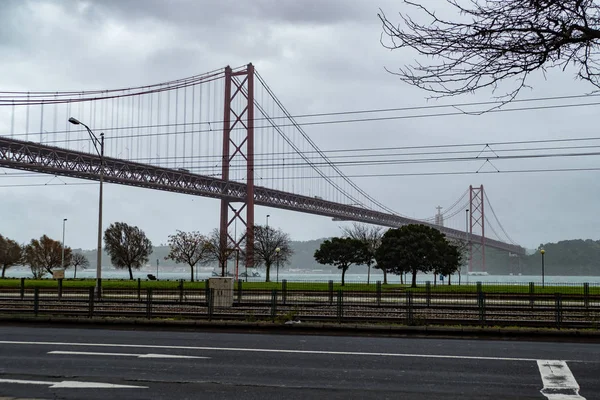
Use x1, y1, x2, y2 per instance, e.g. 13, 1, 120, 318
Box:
1, 315, 599, 343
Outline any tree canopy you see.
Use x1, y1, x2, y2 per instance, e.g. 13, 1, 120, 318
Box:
379, 1, 600, 100
103, 222, 153, 280
375, 224, 458, 287
0, 235, 22, 279
23, 234, 72, 278
166, 230, 210, 282
252, 225, 293, 282
314, 237, 370, 286
341, 223, 385, 284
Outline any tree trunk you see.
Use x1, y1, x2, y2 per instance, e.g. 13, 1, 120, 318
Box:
382, 269, 388, 284
367, 264, 371, 285
190, 265, 194, 282
1, 265, 5, 278
400, 272, 403, 285
128, 266, 133, 280
448, 274, 451, 286
458, 269, 461, 285
265, 263, 271, 283
341, 267, 347, 287
221, 259, 226, 277
411, 268, 417, 288
434, 273, 437, 287
74, 265, 77, 279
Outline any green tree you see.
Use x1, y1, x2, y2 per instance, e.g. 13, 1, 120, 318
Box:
166, 230, 209, 282
314, 237, 370, 286
435, 241, 464, 286
23, 234, 72, 278
70, 253, 89, 279
0, 234, 22, 279
375, 224, 450, 288
103, 222, 153, 280
341, 223, 385, 284
379, 1, 600, 101
252, 225, 293, 283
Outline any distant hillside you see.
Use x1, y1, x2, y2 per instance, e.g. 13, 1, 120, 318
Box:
75, 238, 334, 272
73, 238, 600, 276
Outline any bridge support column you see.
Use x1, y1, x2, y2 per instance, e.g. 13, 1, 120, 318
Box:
219, 63, 255, 277
469, 185, 485, 272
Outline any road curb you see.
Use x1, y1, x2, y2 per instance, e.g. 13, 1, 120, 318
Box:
0, 315, 599, 342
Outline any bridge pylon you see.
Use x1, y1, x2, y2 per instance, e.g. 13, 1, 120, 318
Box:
468, 185, 486, 272
219, 63, 255, 276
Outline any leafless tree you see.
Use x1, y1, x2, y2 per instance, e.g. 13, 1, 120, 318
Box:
204, 228, 235, 277
379, 1, 600, 101
70, 253, 89, 279
166, 230, 210, 282
0, 235, 22, 279
341, 223, 385, 284
252, 225, 293, 283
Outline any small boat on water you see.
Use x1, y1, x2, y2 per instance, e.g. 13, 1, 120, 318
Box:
239, 270, 261, 278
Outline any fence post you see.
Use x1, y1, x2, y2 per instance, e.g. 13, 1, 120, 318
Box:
146, 288, 153, 318
205, 279, 210, 305
20, 277, 25, 300
207, 288, 214, 321
406, 291, 413, 324
584, 282, 590, 309
179, 280, 184, 303
33, 288, 39, 316
555, 293, 562, 329
270, 289, 278, 320
478, 292, 486, 326
337, 290, 343, 323
137, 278, 141, 301
88, 287, 94, 318
57, 278, 63, 300
237, 280, 243, 303
282, 279, 287, 305
376, 281, 382, 307
426, 281, 431, 307
476, 282, 482, 296
529, 282, 535, 308
328, 280, 334, 305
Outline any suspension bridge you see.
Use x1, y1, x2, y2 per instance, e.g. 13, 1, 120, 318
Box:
0, 63, 525, 273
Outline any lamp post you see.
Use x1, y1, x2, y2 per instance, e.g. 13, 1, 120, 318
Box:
275, 247, 280, 284
233, 208, 239, 281
61, 218, 67, 270
68, 117, 104, 298
540, 249, 546, 287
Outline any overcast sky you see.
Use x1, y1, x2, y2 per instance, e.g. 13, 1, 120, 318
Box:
0, 0, 598, 251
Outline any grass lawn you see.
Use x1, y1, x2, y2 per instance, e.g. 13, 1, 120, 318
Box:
0, 278, 596, 295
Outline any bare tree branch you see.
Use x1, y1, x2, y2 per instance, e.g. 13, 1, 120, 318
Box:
379, 0, 600, 101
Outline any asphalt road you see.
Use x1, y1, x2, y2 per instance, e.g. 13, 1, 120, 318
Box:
0, 325, 598, 399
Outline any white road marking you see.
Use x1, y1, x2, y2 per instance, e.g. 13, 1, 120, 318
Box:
0, 378, 146, 389
537, 360, 586, 400
0, 340, 541, 362
48, 350, 209, 359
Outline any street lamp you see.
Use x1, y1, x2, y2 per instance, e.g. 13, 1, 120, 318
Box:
275, 247, 280, 284
540, 249, 546, 287
68, 117, 104, 298
61, 218, 67, 270
232, 208, 240, 281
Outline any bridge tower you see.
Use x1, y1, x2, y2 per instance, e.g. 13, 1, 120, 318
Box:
468, 185, 486, 272
219, 63, 255, 276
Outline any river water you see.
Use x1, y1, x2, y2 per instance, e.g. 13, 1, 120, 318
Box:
3, 267, 600, 285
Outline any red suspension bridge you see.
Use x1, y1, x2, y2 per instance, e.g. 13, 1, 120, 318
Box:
0, 63, 525, 273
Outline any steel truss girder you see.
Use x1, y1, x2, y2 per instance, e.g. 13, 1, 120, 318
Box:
0, 136, 525, 256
